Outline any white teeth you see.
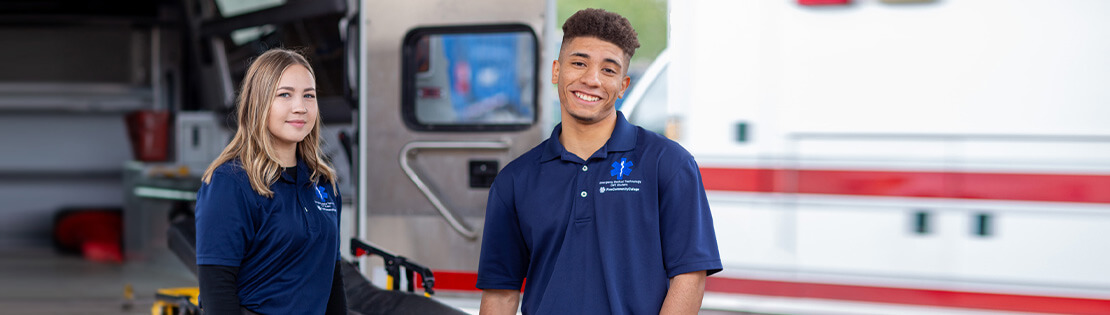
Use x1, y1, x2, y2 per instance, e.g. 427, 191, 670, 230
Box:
574, 92, 600, 102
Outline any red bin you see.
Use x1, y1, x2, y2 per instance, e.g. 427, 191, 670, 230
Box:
125, 110, 170, 162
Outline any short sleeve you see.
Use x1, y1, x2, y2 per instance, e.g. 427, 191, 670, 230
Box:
476, 173, 529, 290
195, 170, 256, 267
659, 157, 723, 278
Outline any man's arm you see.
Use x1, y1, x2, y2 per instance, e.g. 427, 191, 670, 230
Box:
659, 270, 707, 315
479, 289, 520, 315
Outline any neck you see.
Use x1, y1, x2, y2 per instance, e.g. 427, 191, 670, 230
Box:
558, 112, 617, 161
275, 143, 298, 167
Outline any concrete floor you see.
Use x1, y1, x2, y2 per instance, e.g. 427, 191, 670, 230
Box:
0, 247, 765, 315
0, 246, 196, 315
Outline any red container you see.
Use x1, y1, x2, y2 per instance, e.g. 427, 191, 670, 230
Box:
53, 208, 123, 263
125, 110, 170, 161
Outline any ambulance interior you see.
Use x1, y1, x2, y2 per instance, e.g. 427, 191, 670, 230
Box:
0, 0, 367, 313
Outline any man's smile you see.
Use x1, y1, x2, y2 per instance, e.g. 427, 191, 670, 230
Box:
573, 91, 601, 102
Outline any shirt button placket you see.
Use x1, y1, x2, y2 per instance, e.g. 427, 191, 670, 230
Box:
573, 161, 591, 221
578, 164, 588, 198
579, 163, 589, 198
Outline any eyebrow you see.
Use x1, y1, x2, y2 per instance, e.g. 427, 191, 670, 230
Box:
276, 86, 316, 92
570, 52, 623, 70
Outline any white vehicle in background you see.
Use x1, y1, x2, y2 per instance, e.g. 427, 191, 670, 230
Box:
620, 0, 1110, 314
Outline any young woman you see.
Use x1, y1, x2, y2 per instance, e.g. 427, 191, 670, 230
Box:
195, 48, 346, 315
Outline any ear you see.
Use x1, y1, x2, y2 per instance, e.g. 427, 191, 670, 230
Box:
619, 75, 631, 98
551, 60, 560, 85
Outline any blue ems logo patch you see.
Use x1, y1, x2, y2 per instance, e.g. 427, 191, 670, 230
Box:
599, 157, 641, 193
610, 158, 634, 179
315, 185, 337, 212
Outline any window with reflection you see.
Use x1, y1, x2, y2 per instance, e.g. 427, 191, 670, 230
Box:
402, 24, 538, 131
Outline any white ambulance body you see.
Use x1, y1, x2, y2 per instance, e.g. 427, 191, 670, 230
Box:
617, 0, 1110, 313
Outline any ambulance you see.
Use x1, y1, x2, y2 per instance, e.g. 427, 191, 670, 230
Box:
615, 0, 1110, 314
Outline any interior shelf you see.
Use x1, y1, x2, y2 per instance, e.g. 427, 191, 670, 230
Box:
0, 82, 153, 113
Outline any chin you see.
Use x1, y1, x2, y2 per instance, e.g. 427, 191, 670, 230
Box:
567, 112, 600, 124
570, 108, 612, 122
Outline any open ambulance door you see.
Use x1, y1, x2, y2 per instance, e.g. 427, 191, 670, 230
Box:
355, 0, 550, 292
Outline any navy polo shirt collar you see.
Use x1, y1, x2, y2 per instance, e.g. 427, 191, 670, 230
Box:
277, 157, 310, 187
540, 111, 637, 163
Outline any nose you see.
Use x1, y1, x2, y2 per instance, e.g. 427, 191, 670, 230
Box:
292, 98, 308, 114
579, 67, 602, 87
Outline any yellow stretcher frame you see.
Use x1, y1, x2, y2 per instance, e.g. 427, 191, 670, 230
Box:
151, 287, 200, 315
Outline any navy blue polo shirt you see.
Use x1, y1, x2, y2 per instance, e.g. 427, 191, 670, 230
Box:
477, 112, 722, 314
195, 159, 341, 315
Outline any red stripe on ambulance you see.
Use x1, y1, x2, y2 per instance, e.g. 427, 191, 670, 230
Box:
700, 167, 1110, 203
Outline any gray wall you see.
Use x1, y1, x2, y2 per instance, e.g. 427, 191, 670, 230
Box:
0, 25, 150, 249
0, 114, 132, 248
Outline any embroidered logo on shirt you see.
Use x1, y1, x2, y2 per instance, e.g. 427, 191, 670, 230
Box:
315, 185, 337, 212
610, 158, 634, 179
599, 157, 641, 193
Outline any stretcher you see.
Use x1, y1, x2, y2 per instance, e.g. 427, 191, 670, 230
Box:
160, 214, 465, 314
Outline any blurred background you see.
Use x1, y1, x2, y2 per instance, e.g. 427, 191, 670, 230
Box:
1, 0, 1108, 314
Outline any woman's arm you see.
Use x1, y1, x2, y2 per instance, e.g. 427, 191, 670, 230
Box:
198, 264, 242, 314
325, 260, 347, 315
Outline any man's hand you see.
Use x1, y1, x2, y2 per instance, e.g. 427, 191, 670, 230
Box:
659, 270, 707, 315
480, 289, 521, 315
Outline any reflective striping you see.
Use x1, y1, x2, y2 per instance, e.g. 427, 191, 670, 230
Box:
700, 167, 1110, 204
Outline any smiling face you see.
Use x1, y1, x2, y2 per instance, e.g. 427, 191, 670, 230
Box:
267, 64, 318, 151
552, 36, 631, 126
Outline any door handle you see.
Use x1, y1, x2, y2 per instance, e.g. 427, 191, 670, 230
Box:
399, 141, 510, 240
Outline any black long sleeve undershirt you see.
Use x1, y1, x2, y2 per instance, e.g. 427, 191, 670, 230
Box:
325, 260, 348, 315
198, 264, 241, 315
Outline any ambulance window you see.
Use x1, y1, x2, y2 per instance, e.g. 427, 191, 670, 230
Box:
401, 24, 538, 131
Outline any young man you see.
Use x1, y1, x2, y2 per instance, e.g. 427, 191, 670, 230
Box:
477, 8, 722, 314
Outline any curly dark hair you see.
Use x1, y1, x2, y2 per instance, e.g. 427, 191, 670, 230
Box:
561, 8, 641, 61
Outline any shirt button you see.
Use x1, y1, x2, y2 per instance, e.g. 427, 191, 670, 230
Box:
580, 191, 588, 198
582, 165, 588, 171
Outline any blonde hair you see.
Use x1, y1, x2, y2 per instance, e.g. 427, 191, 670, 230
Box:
202, 48, 336, 198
